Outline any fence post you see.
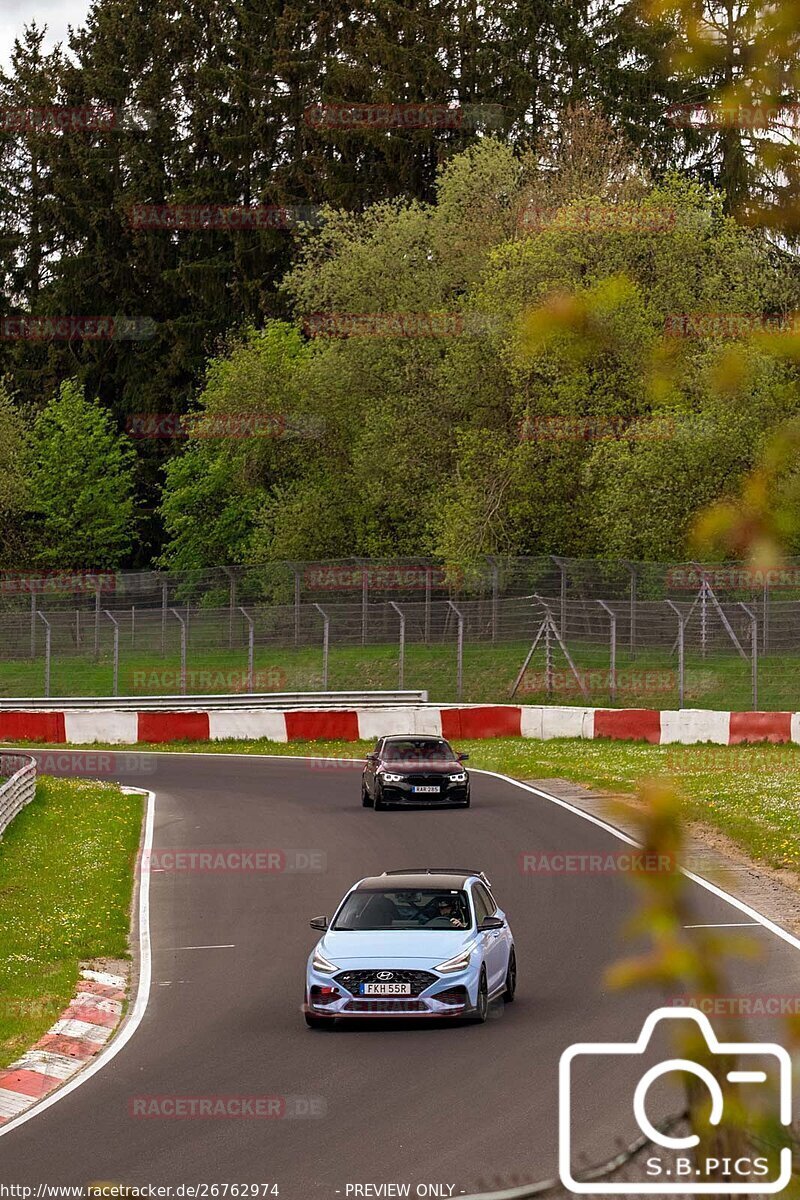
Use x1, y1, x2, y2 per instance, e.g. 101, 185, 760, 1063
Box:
170, 608, 187, 695
314, 603, 330, 690
294, 568, 301, 648
161, 578, 168, 656
447, 600, 464, 701
361, 566, 368, 646
598, 600, 617, 704
239, 606, 254, 693
665, 600, 685, 709
762, 576, 769, 653
225, 567, 238, 649
625, 561, 637, 660
94, 580, 101, 659
131, 605, 135, 648
389, 601, 405, 689
424, 567, 432, 644
490, 558, 499, 643
740, 601, 758, 711
105, 610, 120, 696
30, 592, 36, 658
37, 612, 52, 697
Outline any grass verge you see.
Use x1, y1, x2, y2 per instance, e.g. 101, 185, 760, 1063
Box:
0, 777, 144, 1069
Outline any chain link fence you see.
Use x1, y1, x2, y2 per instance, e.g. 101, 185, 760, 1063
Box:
1, 557, 799, 705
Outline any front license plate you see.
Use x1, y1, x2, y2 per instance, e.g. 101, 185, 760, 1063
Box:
361, 982, 412, 996
412, 785, 440, 793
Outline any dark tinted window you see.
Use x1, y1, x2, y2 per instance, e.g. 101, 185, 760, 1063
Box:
333, 888, 470, 930
383, 738, 453, 763
474, 882, 496, 916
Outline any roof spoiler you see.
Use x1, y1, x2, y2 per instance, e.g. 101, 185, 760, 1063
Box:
383, 867, 492, 888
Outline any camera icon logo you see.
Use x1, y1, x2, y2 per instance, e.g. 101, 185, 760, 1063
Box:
559, 1006, 792, 1194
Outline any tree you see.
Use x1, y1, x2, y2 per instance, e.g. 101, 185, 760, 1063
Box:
0, 386, 29, 565
26, 379, 136, 567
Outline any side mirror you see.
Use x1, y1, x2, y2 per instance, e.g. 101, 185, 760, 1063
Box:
458, 752, 469, 761
478, 915, 504, 931
309, 915, 328, 931
365, 753, 378, 764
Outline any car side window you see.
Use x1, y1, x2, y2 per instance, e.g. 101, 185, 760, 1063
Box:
474, 883, 496, 916
472, 885, 491, 926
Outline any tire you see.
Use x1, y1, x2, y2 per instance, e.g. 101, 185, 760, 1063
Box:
361, 782, 373, 807
374, 786, 387, 811
462, 793, 471, 808
504, 947, 517, 1003
304, 1012, 333, 1029
471, 968, 489, 1023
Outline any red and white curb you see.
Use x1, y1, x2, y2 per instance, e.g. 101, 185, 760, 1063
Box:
0, 968, 127, 1124
0, 703, 798, 746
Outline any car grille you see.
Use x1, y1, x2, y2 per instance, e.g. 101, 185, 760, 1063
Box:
399, 773, 448, 786
343, 999, 427, 1013
334, 969, 438, 997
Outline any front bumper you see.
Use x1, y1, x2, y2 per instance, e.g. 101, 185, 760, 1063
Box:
376, 777, 469, 805
305, 961, 478, 1018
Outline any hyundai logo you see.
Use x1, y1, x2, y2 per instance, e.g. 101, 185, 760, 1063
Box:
377, 971, 394, 981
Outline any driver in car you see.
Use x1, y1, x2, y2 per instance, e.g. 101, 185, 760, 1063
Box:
425, 894, 468, 928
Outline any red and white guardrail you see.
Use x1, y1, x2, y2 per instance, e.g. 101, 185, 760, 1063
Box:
0, 704, 796, 745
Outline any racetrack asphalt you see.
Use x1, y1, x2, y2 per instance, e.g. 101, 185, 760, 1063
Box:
0, 751, 797, 1197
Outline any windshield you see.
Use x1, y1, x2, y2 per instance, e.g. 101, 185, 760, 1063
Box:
333, 888, 471, 930
383, 739, 454, 763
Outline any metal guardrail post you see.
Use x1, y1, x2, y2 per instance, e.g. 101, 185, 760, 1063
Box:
597, 600, 617, 704
740, 601, 758, 711
170, 608, 187, 694
389, 601, 405, 689
105, 610, 120, 695
447, 600, 464, 701
665, 600, 685, 709
37, 612, 52, 697
314, 603, 330, 690
239, 606, 255, 692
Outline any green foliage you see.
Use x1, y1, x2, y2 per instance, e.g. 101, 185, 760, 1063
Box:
26, 379, 136, 567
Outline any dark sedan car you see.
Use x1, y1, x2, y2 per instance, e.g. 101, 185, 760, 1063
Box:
361, 735, 470, 810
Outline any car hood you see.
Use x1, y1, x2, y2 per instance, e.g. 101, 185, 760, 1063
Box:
381, 761, 461, 773
319, 929, 473, 963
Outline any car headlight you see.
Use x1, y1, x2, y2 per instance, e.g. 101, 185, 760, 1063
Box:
312, 947, 339, 973
448, 772, 468, 782
435, 943, 476, 973
380, 772, 404, 782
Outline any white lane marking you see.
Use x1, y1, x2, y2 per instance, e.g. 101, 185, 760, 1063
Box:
684, 922, 761, 928
0, 785, 154, 1139
476, 770, 800, 955
173, 944, 235, 950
